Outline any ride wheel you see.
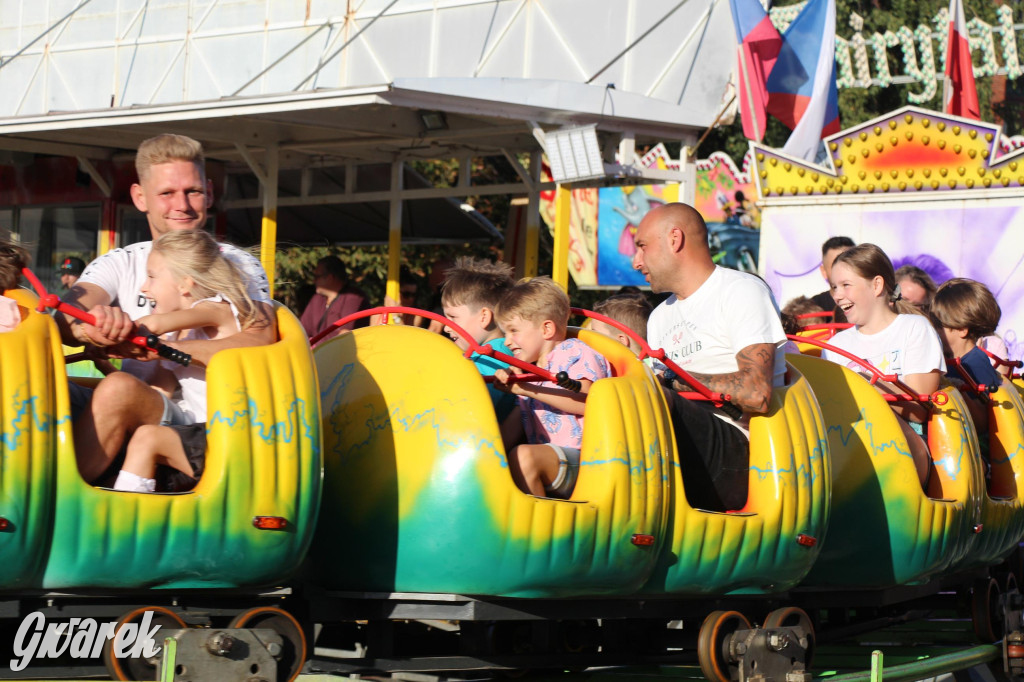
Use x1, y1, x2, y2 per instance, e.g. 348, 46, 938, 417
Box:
1006, 571, 1019, 596
697, 610, 751, 682
228, 606, 307, 682
972, 577, 1003, 643
103, 606, 186, 681
762, 606, 816, 667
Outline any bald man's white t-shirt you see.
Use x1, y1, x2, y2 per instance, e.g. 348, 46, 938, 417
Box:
647, 266, 787, 435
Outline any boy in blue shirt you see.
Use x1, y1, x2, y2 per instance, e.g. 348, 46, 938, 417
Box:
441, 257, 517, 423
930, 278, 1004, 433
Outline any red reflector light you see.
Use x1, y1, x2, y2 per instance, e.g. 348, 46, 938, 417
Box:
0, 518, 8, 531
631, 534, 655, 546
973, 524, 984, 534
1008, 645, 1024, 659
796, 533, 817, 547
253, 516, 288, 530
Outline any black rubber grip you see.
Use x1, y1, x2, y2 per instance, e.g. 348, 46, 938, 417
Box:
147, 334, 192, 367
555, 371, 582, 392
719, 401, 744, 420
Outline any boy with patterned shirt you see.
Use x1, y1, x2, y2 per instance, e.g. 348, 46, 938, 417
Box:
493, 277, 611, 499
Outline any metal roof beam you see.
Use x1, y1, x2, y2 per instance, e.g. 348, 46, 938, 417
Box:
0, 135, 114, 160
76, 157, 112, 197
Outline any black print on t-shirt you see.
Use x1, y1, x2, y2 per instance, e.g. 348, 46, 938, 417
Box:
137, 294, 155, 309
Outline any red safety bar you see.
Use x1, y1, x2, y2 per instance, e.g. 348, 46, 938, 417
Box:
978, 344, 1023, 376
796, 310, 835, 320
789, 333, 948, 405
570, 307, 740, 418
20, 267, 191, 367
948, 356, 999, 400
309, 306, 584, 391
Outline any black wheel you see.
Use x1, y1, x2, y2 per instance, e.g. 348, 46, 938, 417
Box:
103, 606, 185, 681
229, 606, 307, 682
697, 610, 751, 682
763, 606, 815, 668
972, 577, 1003, 642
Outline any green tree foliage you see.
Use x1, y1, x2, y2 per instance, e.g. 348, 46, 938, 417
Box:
700, 0, 1011, 163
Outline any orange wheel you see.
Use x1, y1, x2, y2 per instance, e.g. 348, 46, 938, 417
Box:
697, 610, 751, 682
972, 577, 1002, 643
103, 606, 185, 681
229, 606, 307, 682
762, 606, 815, 667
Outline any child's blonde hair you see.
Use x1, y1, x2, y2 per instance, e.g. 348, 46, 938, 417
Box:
151, 230, 258, 330
494, 277, 570, 332
0, 241, 29, 291
593, 294, 652, 340
136, 134, 205, 183
930, 278, 1001, 342
832, 243, 922, 316
440, 257, 515, 311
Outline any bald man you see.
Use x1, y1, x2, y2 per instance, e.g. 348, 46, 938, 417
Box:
632, 203, 787, 511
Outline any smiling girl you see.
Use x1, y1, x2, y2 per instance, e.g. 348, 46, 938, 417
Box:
821, 243, 945, 495
112, 229, 259, 493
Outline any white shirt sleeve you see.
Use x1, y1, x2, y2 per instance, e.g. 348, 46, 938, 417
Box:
76, 247, 135, 305
725, 277, 787, 352
900, 315, 947, 375
220, 244, 271, 304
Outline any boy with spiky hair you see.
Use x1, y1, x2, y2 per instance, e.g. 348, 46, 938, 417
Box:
440, 257, 518, 422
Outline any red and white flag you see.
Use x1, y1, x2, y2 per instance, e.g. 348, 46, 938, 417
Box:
943, 0, 980, 120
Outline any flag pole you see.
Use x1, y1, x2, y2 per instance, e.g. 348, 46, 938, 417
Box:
737, 46, 762, 141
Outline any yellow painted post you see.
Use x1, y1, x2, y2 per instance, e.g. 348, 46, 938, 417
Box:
552, 184, 571, 291
664, 182, 680, 204
259, 144, 279, 298
386, 161, 404, 321
99, 198, 117, 255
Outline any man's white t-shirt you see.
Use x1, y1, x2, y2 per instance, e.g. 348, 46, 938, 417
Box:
77, 240, 271, 320
821, 313, 946, 378
647, 266, 787, 434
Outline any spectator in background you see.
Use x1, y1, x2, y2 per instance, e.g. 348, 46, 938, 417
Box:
300, 255, 370, 342
895, 265, 937, 313
812, 236, 855, 323
58, 257, 86, 291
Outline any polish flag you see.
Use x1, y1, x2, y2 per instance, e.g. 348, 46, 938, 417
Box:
728, 0, 783, 142
943, 0, 980, 120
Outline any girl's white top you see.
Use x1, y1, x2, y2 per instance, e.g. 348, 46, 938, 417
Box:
164, 295, 242, 423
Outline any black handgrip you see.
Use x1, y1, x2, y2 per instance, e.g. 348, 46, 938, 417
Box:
147, 334, 192, 367
555, 371, 582, 392
718, 401, 744, 420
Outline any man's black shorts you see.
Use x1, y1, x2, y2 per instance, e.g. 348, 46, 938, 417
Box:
665, 390, 750, 511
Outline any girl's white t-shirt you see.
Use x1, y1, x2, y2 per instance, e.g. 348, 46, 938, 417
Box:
164, 295, 243, 423
822, 313, 946, 378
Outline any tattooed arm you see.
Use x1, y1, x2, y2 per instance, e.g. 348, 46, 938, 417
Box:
670, 342, 777, 414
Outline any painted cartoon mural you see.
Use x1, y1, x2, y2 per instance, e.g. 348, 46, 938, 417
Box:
540, 145, 761, 287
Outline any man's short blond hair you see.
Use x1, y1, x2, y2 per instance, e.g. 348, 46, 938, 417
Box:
440, 256, 514, 310
494, 277, 570, 331
593, 294, 652, 340
135, 134, 205, 182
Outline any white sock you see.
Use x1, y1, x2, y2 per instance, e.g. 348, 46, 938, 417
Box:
113, 470, 157, 493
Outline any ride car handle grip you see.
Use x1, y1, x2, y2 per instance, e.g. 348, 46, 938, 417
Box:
555, 371, 582, 393
144, 334, 192, 367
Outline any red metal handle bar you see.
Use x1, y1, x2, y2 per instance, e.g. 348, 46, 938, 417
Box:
570, 307, 738, 415
796, 310, 835, 320
788, 333, 948, 405
978, 344, 1023, 370
20, 267, 191, 367
313, 306, 583, 391
948, 356, 999, 398
798, 322, 854, 332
